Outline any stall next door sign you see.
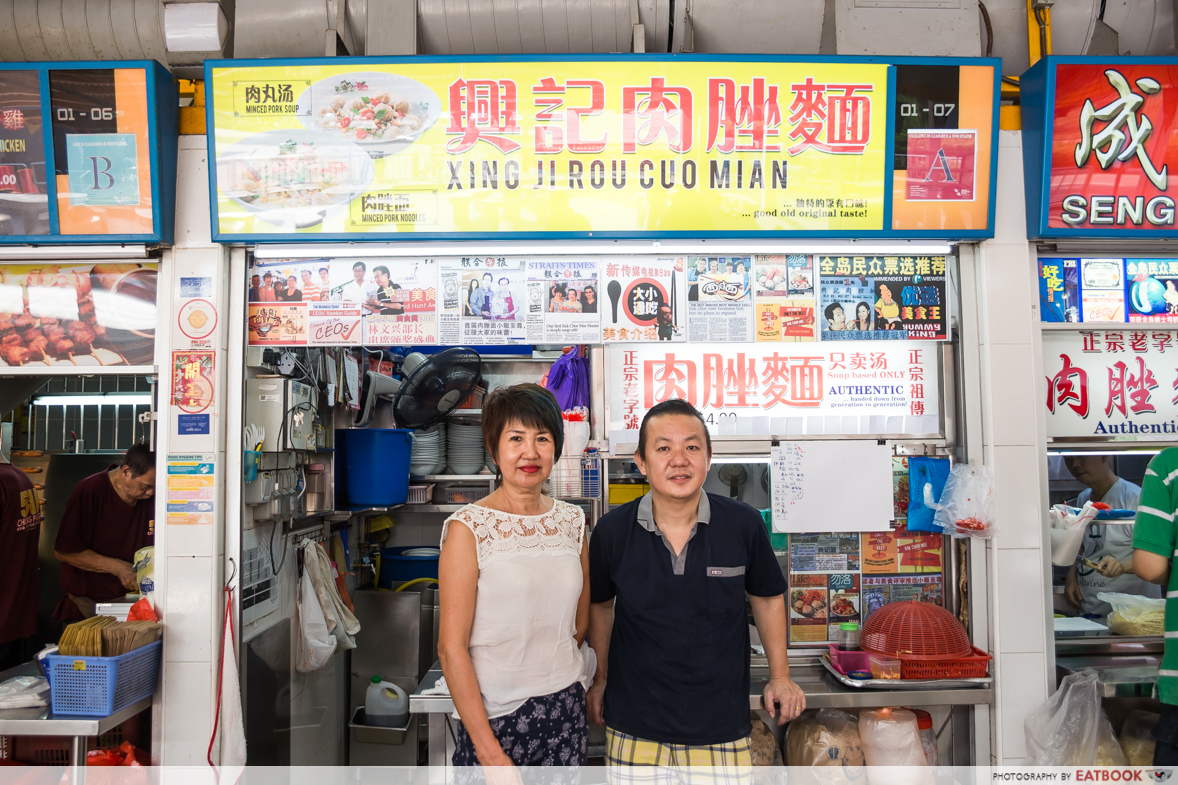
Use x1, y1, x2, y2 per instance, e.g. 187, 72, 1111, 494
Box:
1044, 330, 1178, 439
1021, 57, 1178, 238
607, 341, 940, 448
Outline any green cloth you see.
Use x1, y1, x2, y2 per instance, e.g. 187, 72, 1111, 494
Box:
1130, 447, 1178, 704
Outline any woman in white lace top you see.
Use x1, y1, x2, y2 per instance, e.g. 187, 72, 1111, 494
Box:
438, 383, 590, 767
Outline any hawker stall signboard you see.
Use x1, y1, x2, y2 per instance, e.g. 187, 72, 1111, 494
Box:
606, 341, 940, 450
0, 62, 177, 244
206, 56, 998, 241
1022, 56, 1178, 239
1043, 330, 1178, 439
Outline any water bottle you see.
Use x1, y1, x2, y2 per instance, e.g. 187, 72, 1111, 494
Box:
365, 675, 409, 728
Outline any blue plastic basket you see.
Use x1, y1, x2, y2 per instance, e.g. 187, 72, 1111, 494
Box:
43, 640, 162, 716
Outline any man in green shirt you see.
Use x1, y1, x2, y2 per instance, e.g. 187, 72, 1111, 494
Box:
1131, 446, 1178, 765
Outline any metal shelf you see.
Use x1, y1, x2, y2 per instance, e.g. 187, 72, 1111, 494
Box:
411, 474, 493, 481
446, 409, 482, 418
401, 504, 465, 513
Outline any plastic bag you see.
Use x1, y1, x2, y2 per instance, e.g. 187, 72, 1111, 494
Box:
908, 457, 951, 533
0, 676, 48, 709
930, 460, 996, 538
295, 566, 336, 673
1119, 709, 1159, 766
1098, 592, 1166, 636
126, 597, 158, 622
87, 741, 145, 766
1048, 502, 1101, 566
1025, 669, 1127, 765
785, 709, 864, 785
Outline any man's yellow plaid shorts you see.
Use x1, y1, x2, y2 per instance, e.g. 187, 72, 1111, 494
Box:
605, 727, 753, 784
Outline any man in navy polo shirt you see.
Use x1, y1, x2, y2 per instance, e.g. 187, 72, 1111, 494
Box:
588, 399, 804, 768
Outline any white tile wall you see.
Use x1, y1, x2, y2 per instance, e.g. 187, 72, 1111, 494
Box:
991, 445, 1049, 550
986, 344, 1039, 447
160, 661, 214, 765
974, 131, 1054, 765
995, 549, 1048, 653
996, 651, 1051, 761
164, 555, 215, 662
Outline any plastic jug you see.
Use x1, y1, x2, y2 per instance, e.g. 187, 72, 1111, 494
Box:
365, 675, 409, 728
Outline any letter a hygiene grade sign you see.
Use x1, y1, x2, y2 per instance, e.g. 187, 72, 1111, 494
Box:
1021, 56, 1178, 239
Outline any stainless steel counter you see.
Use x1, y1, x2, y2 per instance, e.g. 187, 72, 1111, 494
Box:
410, 657, 993, 766
0, 662, 153, 766
1054, 634, 1163, 657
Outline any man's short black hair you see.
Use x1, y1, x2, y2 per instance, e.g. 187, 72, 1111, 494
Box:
123, 443, 155, 478
319, 267, 329, 273
263, 272, 272, 279
637, 399, 712, 459
353, 261, 366, 271
824, 302, 844, 321
374, 265, 390, 278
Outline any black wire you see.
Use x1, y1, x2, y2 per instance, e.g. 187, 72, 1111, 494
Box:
266, 517, 288, 576
979, 1, 994, 57
1002, 76, 1021, 86
1098, 0, 1107, 20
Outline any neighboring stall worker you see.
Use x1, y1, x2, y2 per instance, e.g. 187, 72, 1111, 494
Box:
371, 266, 404, 316
587, 399, 805, 769
1063, 455, 1159, 617
1129, 447, 1178, 764
0, 453, 41, 666
53, 444, 155, 621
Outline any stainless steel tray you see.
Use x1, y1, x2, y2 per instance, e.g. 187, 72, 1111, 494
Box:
820, 655, 992, 690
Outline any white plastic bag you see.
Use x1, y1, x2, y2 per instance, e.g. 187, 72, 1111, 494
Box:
1025, 669, 1127, 765
1048, 502, 1101, 566
930, 460, 996, 538
295, 566, 336, 673
1098, 592, 1166, 636
0, 676, 49, 708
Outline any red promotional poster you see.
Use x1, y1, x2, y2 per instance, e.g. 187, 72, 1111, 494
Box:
905, 130, 976, 201
1049, 63, 1178, 230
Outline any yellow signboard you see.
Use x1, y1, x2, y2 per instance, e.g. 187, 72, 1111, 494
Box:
207, 60, 890, 238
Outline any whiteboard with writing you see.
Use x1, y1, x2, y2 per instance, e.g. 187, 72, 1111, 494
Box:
771, 441, 893, 533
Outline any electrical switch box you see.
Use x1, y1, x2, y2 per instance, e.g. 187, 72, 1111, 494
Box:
245, 378, 318, 452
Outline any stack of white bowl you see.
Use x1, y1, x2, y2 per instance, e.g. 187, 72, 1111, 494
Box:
447, 421, 486, 475
410, 424, 446, 476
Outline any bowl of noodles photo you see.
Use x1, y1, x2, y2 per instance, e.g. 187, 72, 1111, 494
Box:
216, 129, 375, 229
295, 71, 440, 157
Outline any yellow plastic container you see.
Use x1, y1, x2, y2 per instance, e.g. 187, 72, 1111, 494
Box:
609, 484, 649, 504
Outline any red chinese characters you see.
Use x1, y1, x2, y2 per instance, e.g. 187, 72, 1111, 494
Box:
532, 77, 607, 154
622, 351, 640, 430
622, 77, 693, 154
1047, 353, 1089, 416
0, 109, 24, 131
786, 78, 873, 156
1106, 356, 1158, 416
706, 78, 782, 153
446, 79, 522, 154
761, 353, 823, 408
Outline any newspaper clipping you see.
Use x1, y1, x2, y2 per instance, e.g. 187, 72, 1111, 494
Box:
687, 256, 752, 342
754, 254, 816, 342
439, 257, 527, 344
818, 255, 949, 340
600, 256, 687, 342
525, 258, 602, 343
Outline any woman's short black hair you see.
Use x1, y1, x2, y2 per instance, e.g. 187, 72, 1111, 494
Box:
636, 398, 712, 459
482, 383, 564, 467
824, 302, 844, 321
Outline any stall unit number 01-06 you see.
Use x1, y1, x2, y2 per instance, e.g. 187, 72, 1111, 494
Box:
56, 107, 115, 122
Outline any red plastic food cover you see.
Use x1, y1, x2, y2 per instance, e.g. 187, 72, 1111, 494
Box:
861, 600, 972, 660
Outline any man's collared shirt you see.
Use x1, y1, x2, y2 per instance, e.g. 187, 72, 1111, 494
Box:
589, 491, 786, 746
635, 491, 711, 575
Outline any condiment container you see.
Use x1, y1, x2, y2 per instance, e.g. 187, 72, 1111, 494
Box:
869, 654, 902, 680
837, 622, 860, 651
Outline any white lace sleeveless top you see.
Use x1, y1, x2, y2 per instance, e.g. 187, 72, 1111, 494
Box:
441, 499, 586, 719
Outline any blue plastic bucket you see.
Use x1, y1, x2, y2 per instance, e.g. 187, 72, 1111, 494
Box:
378, 546, 440, 588
345, 429, 413, 507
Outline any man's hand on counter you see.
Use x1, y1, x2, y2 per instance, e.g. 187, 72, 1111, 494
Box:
55, 549, 138, 591
762, 676, 806, 725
